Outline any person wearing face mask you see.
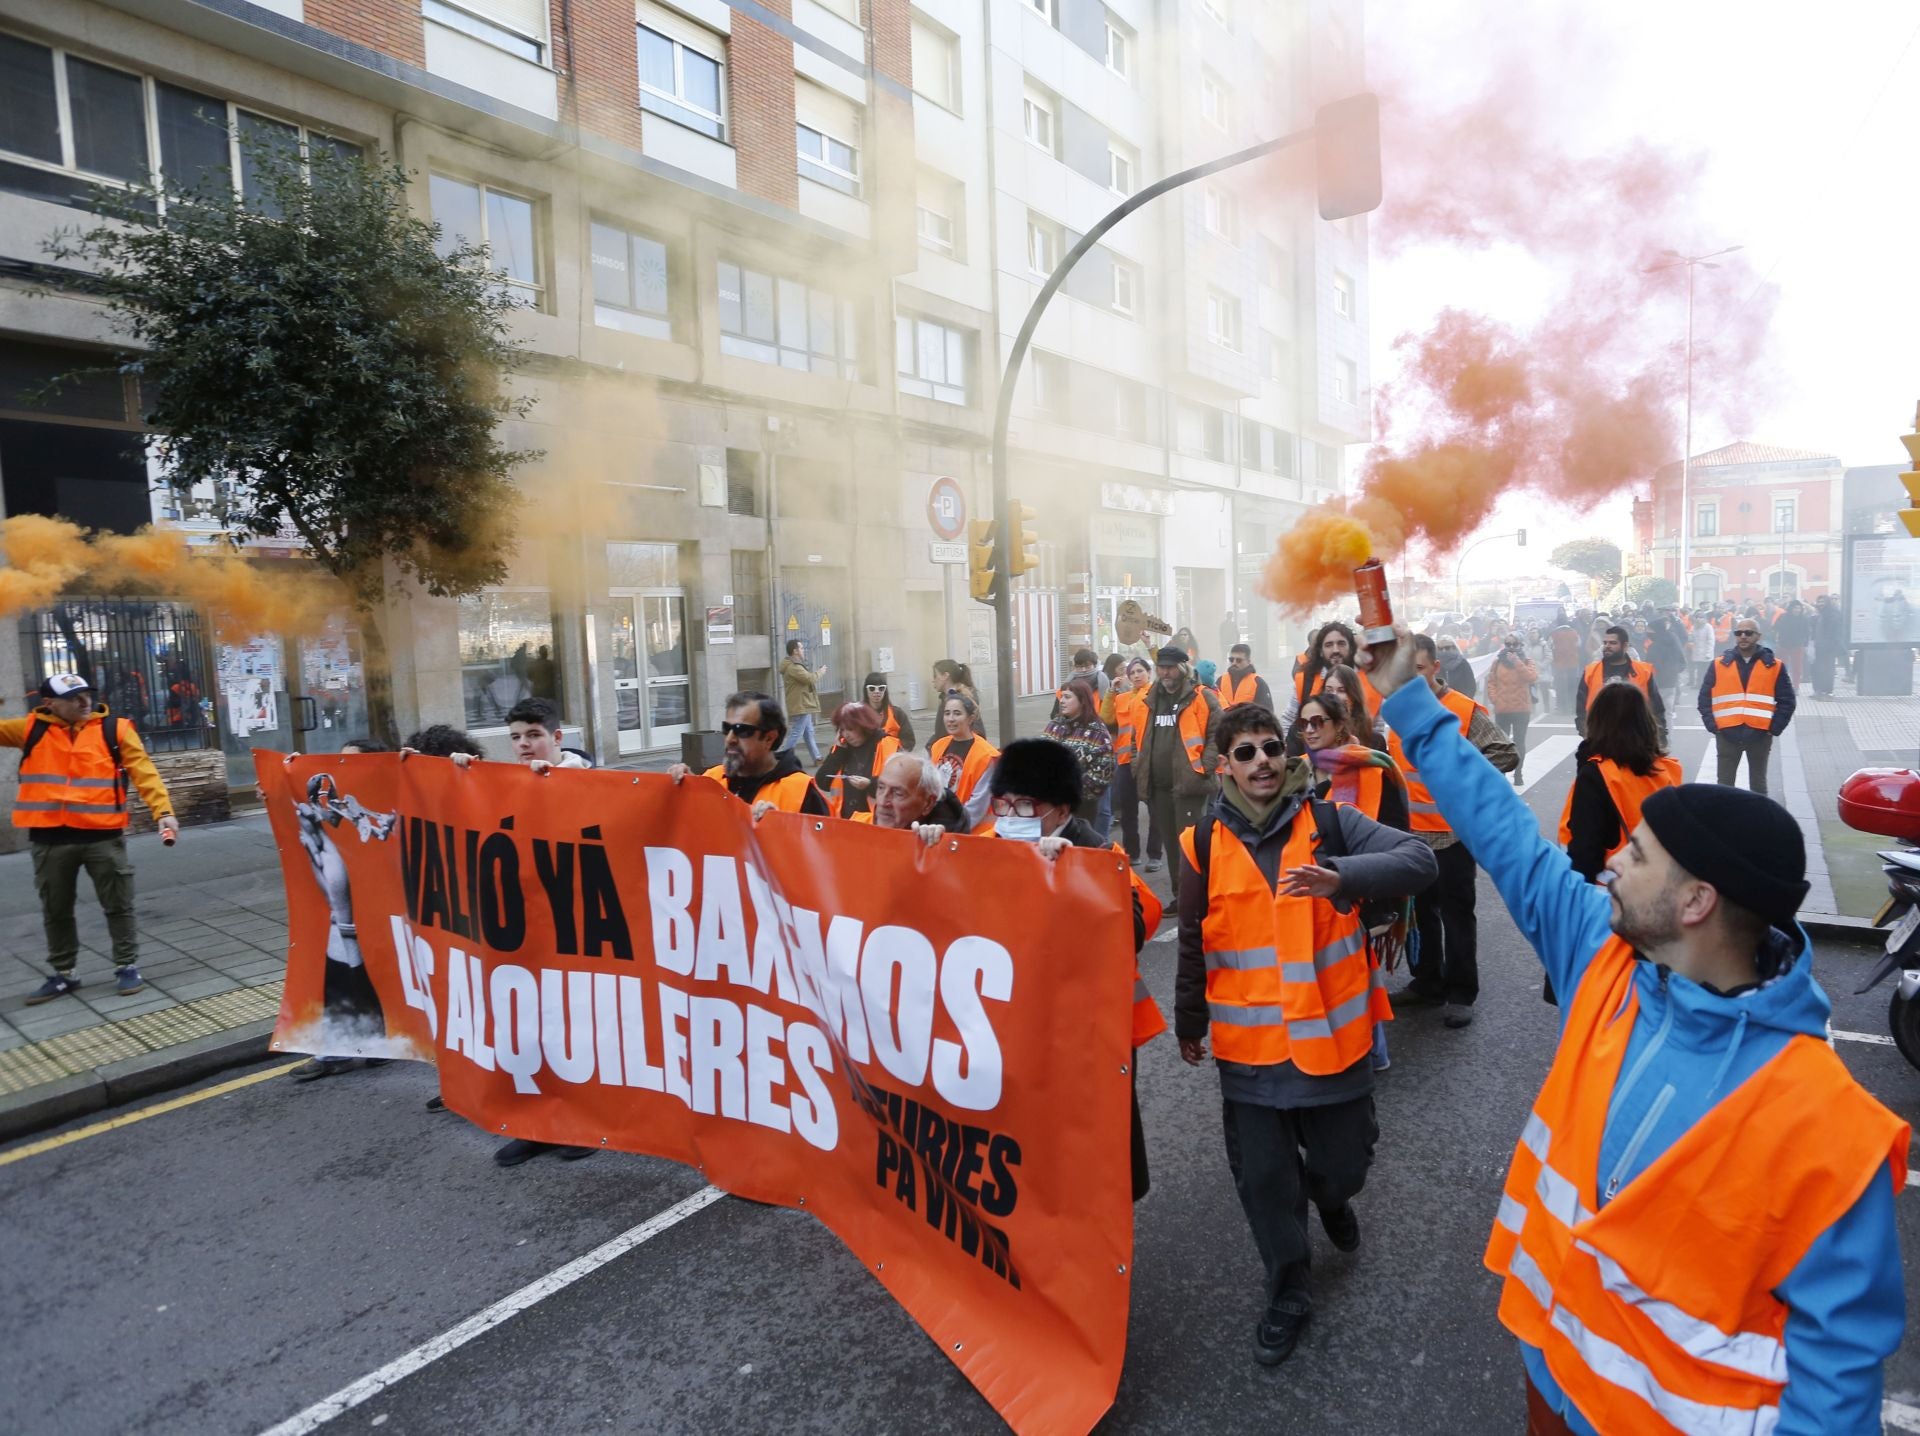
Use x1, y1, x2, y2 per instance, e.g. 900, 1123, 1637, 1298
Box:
1434, 636, 1478, 701
1484, 634, 1541, 787
861, 672, 915, 751
928, 690, 999, 830
1366, 624, 1907, 1436
1175, 703, 1435, 1367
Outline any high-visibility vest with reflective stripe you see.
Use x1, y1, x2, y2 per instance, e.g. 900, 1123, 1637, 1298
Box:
1116, 843, 1168, 1046
1170, 689, 1215, 774
1294, 664, 1382, 714
1221, 670, 1262, 709
1581, 659, 1655, 711
1555, 756, 1684, 864
700, 765, 816, 812
1111, 690, 1146, 765
1313, 746, 1404, 1024
1485, 937, 1908, 1436
929, 733, 999, 803
878, 705, 902, 741
1179, 806, 1372, 1072
1708, 655, 1782, 733
821, 735, 900, 818
14, 712, 131, 830
1713, 614, 1733, 643
1384, 688, 1477, 835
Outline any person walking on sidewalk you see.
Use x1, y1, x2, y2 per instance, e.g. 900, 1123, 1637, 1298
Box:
1698, 618, 1796, 796
1175, 703, 1435, 1367
1484, 634, 1539, 786
1366, 629, 1907, 1436
779, 639, 826, 765
11, 674, 177, 1004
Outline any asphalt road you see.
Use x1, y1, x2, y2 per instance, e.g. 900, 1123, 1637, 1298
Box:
4, 743, 1918, 1435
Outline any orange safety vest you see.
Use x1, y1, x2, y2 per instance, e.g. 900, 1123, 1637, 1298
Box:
1384, 688, 1478, 835
14, 710, 132, 831
1220, 669, 1262, 709
1164, 689, 1216, 774
878, 705, 901, 741
821, 735, 900, 818
1708, 654, 1783, 733
700, 764, 816, 812
1556, 755, 1684, 864
929, 733, 999, 803
1581, 659, 1655, 711
1179, 806, 1373, 1073
1713, 614, 1733, 643
1294, 664, 1381, 713
1485, 937, 1907, 1435
1117, 844, 1168, 1047
1111, 689, 1146, 765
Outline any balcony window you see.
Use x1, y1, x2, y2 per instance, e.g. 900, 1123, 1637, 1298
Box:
637, 7, 726, 140
896, 314, 970, 405
421, 0, 545, 63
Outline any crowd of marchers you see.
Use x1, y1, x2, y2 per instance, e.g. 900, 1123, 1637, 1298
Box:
3, 584, 1903, 1432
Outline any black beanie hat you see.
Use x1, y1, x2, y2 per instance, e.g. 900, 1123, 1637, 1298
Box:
1155, 645, 1189, 666
1640, 784, 1810, 933
990, 737, 1083, 811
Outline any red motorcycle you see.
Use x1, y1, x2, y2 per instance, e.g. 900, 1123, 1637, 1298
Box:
1838, 768, 1920, 1070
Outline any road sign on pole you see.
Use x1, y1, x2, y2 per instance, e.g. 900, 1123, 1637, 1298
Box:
927, 477, 966, 541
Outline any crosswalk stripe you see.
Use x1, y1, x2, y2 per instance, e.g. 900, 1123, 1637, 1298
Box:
1514, 736, 1581, 796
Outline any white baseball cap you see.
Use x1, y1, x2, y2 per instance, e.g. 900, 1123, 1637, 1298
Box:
38, 674, 93, 699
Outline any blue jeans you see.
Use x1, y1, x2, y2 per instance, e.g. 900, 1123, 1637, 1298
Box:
782, 712, 822, 762
1093, 785, 1114, 844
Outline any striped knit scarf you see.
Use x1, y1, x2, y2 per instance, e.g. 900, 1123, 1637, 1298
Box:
1308, 742, 1414, 972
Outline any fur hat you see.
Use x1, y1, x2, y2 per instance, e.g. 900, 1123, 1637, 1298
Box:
989, 737, 1083, 811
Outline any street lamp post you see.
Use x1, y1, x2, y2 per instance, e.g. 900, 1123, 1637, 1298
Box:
1646, 245, 1741, 613
1454, 530, 1526, 615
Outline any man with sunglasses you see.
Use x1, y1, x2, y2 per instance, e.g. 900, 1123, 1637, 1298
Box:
1174, 704, 1435, 1367
1220, 644, 1274, 712
1698, 617, 1795, 795
1575, 625, 1665, 741
668, 691, 829, 816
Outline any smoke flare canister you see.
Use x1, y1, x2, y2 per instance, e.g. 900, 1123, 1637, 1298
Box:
1354, 560, 1395, 644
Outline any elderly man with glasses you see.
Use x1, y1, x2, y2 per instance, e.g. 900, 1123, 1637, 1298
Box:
1698, 618, 1796, 795
668, 691, 830, 816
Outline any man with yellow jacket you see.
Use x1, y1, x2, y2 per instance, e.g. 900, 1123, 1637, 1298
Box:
11, 674, 177, 1002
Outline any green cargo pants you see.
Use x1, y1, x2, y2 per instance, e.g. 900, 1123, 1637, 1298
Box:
31, 836, 139, 972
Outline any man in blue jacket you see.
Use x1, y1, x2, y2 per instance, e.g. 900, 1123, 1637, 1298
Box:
1367, 627, 1906, 1434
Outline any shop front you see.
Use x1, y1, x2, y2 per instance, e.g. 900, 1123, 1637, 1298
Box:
1090, 501, 1166, 661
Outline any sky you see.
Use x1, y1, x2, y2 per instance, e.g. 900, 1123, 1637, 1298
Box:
1363, 0, 1920, 587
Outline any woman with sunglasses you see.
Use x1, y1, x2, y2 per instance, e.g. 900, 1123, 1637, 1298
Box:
929, 691, 999, 830
1043, 678, 1117, 840
1317, 664, 1383, 750
813, 702, 900, 820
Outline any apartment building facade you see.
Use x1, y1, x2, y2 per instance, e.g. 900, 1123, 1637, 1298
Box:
1645, 442, 1844, 609
0, 0, 1368, 836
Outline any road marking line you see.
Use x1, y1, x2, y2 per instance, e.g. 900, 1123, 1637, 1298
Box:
1832, 1029, 1895, 1046
1885, 1397, 1920, 1432
0, 1060, 304, 1168
1513, 736, 1581, 795
256, 1184, 726, 1435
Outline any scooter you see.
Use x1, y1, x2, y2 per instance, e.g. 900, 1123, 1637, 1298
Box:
1837, 768, 1920, 1070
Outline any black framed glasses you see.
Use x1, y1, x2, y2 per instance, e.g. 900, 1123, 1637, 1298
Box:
989, 796, 1046, 817
1734, 629, 1759, 637
719, 721, 772, 739
1230, 738, 1287, 761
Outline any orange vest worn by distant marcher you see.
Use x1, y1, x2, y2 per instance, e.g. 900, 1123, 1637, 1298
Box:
1581, 659, 1655, 711
1555, 755, 1685, 865
1709, 654, 1783, 733
1384, 687, 1478, 836
701, 764, 816, 812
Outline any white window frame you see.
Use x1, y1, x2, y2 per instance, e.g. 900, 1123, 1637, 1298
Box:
1695, 501, 1719, 538
1107, 142, 1135, 196
589, 217, 671, 339
1201, 70, 1229, 131
1111, 261, 1137, 316
1333, 271, 1354, 317
1020, 0, 1055, 22
1773, 498, 1796, 533
421, 0, 544, 64
910, 16, 960, 114
917, 202, 955, 256
796, 120, 860, 196
896, 313, 970, 405
1203, 185, 1238, 244
1026, 215, 1060, 276
1206, 289, 1241, 351
636, 7, 728, 142
430, 173, 545, 306
1264, 330, 1286, 380
718, 259, 861, 378
1105, 21, 1132, 79
1032, 352, 1068, 414
1022, 84, 1056, 155
1334, 357, 1358, 404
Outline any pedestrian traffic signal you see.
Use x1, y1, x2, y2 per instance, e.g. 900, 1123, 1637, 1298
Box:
1313, 92, 1381, 221
969, 519, 998, 603
1900, 403, 1920, 539
1007, 503, 1040, 578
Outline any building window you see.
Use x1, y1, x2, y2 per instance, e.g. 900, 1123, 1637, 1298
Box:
1115, 376, 1148, 440
637, 6, 726, 141
812, 0, 859, 19
459, 588, 558, 729
1020, 0, 1055, 22
1033, 351, 1069, 414
1264, 330, 1288, 381
896, 314, 970, 406
731, 549, 768, 634
1022, 82, 1057, 155
717, 261, 862, 378
796, 121, 860, 195
725, 450, 760, 516
1105, 19, 1133, 78
421, 0, 544, 63
916, 174, 960, 257
1201, 406, 1229, 461
1334, 357, 1358, 403
1111, 260, 1138, 316
589, 220, 670, 338
1773, 497, 1796, 533
1262, 240, 1288, 289
911, 16, 960, 112
1203, 185, 1238, 243
1108, 141, 1136, 196
1026, 213, 1062, 276
1201, 69, 1229, 130
1206, 289, 1242, 350
430, 174, 542, 305
1695, 503, 1718, 538
1333, 271, 1354, 317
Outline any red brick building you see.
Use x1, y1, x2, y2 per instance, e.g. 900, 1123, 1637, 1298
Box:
1645, 441, 1843, 609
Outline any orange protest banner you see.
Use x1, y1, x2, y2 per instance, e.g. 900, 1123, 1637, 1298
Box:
261, 751, 1137, 1434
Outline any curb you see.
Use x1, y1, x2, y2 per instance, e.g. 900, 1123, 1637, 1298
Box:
0, 1018, 277, 1144
1802, 913, 1883, 946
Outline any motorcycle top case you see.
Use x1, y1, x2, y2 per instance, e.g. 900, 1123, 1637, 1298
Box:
1839, 768, 1920, 842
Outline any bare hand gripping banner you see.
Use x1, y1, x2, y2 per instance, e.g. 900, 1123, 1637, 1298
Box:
261, 751, 1136, 1434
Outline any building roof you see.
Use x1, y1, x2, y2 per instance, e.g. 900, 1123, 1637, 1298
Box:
1656, 441, 1841, 479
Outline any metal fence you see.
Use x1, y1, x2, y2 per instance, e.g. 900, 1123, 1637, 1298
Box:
20, 599, 216, 752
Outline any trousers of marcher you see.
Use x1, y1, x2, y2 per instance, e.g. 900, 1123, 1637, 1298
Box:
1715, 732, 1773, 795
780, 711, 822, 762
1147, 789, 1208, 899
1812, 645, 1836, 695
31, 835, 139, 972
1113, 766, 1160, 861
1412, 840, 1478, 1004
1494, 711, 1530, 769
1221, 1094, 1377, 1303
1553, 666, 1580, 715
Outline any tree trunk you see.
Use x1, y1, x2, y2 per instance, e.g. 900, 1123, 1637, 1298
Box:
350, 567, 400, 746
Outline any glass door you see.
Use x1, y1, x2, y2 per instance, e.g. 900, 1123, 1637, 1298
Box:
640, 593, 691, 747
609, 606, 646, 756
292, 616, 369, 754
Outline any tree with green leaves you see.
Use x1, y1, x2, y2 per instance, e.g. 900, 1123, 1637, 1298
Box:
1550, 538, 1624, 598
48, 131, 538, 741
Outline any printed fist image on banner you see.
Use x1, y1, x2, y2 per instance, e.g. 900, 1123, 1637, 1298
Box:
257, 751, 1140, 1436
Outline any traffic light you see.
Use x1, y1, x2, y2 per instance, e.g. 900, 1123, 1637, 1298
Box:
1314, 92, 1381, 222
1900, 404, 1920, 539
969, 519, 998, 603
1007, 503, 1040, 578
